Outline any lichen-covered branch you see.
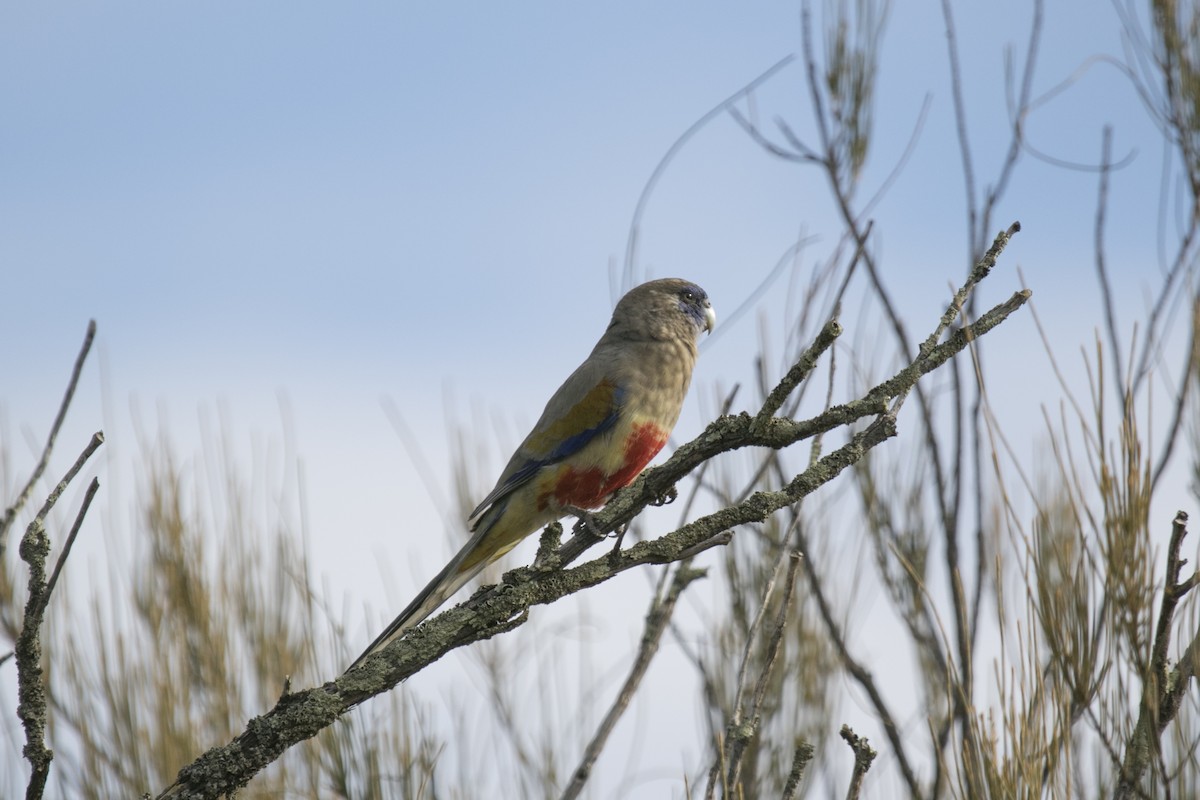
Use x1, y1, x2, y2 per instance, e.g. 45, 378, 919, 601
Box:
839, 724, 877, 800
12, 321, 103, 800
1114, 511, 1197, 799
155, 228, 1028, 799
0, 320, 96, 556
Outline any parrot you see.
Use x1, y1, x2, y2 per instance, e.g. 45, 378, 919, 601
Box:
348, 278, 714, 670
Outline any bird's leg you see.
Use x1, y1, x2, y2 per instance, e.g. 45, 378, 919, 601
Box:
650, 486, 678, 507
565, 505, 606, 539
608, 523, 629, 561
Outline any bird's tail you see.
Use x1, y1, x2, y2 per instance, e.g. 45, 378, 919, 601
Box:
345, 504, 511, 672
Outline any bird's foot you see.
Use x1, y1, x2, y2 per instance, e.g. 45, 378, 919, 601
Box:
651, 486, 679, 507
565, 506, 606, 539
608, 524, 629, 561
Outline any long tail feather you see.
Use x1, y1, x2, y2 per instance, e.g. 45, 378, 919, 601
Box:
346, 504, 507, 672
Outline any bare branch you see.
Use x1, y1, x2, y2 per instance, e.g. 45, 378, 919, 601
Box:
622, 54, 795, 288
560, 561, 703, 800
703, 547, 802, 798
754, 319, 842, 430
729, 551, 803, 789
1, 320, 96, 552
794, 515, 921, 797
16, 518, 54, 799
781, 741, 815, 800
1114, 511, 1195, 799
839, 724, 877, 800
153, 256, 1028, 799
15, 431, 105, 800
44, 476, 101, 604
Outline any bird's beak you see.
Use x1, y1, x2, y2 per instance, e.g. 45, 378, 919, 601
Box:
703, 302, 716, 334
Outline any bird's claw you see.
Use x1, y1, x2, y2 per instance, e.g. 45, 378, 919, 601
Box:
566, 506, 605, 539
651, 487, 678, 507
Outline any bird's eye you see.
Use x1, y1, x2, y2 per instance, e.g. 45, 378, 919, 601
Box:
681, 290, 695, 302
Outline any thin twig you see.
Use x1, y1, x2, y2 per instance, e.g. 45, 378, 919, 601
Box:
623, 55, 795, 286
33, 432, 104, 530
939, 0, 978, 241
15, 431, 105, 800
839, 725, 877, 800
754, 319, 842, 429
559, 561, 704, 800
1150, 294, 1200, 490
44, 476, 101, 603
0, 320, 96, 552
1114, 511, 1194, 799
727, 551, 804, 789
705, 544, 788, 799
1094, 127, 1126, 401
731, 551, 786, 728
907, 222, 1023, 404
781, 741, 815, 800
794, 518, 921, 796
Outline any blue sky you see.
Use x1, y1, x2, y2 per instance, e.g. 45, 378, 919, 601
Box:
2, 2, 1194, 796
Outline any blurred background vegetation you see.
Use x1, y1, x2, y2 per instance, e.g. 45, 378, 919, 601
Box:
4, 0, 1200, 797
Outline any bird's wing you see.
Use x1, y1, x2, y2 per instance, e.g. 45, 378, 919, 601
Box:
468, 357, 624, 527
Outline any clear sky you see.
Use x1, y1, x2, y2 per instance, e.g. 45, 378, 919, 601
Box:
2, 2, 1193, 797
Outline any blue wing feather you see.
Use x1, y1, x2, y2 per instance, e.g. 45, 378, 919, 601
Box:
468, 380, 625, 525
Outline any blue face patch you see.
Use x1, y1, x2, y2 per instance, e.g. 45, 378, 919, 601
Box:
677, 284, 710, 332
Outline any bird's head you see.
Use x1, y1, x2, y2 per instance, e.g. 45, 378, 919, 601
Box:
608, 278, 715, 343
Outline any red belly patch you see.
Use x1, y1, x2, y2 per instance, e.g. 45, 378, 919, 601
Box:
540, 422, 669, 510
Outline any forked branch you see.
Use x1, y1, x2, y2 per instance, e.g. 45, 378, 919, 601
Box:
157, 226, 1027, 800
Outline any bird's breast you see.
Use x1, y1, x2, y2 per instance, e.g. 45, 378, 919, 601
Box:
535, 419, 669, 512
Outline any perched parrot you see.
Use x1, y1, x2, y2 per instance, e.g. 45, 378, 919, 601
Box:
349, 278, 714, 670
